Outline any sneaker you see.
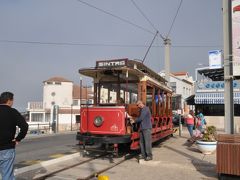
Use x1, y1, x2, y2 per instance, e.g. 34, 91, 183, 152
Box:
138, 155, 146, 159
145, 156, 153, 161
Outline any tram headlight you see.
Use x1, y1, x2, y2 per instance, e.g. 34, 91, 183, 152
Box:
94, 116, 104, 127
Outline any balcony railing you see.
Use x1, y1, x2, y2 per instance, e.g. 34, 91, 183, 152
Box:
27, 102, 44, 110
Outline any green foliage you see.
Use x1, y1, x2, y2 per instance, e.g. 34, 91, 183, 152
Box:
202, 126, 217, 142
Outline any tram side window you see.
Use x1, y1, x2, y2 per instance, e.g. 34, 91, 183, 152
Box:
131, 93, 138, 103
154, 89, 161, 116
146, 86, 153, 113
125, 91, 130, 104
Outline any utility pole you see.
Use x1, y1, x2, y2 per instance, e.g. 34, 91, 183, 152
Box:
164, 38, 171, 86
223, 0, 234, 134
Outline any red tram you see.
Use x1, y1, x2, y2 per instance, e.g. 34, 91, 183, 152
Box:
76, 59, 174, 153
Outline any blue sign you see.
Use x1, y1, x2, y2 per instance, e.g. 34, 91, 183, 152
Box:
209, 50, 222, 69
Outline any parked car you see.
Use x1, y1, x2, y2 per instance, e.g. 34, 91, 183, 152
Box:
172, 112, 184, 126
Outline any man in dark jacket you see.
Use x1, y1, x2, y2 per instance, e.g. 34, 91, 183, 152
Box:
133, 100, 152, 161
0, 92, 28, 180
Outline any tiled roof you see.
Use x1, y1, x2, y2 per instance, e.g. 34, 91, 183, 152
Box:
73, 85, 81, 99
43, 77, 72, 83
73, 85, 93, 99
172, 72, 188, 76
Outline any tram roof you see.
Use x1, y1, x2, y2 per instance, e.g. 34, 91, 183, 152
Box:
79, 59, 167, 83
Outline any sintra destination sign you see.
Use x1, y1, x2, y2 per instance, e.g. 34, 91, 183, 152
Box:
96, 59, 127, 68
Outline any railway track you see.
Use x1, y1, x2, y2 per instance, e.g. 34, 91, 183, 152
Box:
32, 150, 137, 180
77, 153, 136, 180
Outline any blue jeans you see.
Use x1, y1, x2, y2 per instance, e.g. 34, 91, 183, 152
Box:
0, 149, 15, 180
187, 124, 194, 137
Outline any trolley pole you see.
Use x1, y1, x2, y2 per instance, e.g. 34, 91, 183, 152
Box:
223, 0, 234, 134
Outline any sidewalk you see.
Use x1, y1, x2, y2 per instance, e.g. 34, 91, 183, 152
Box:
25, 130, 77, 140
15, 128, 219, 180
103, 128, 218, 180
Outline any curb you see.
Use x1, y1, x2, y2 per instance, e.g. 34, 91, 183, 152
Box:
25, 131, 77, 140
15, 152, 81, 175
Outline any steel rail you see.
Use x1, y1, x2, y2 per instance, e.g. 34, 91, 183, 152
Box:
77, 153, 138, 180
33, 152, 109, 180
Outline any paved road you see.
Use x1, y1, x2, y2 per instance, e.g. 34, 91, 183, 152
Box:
15, 132, 79, 168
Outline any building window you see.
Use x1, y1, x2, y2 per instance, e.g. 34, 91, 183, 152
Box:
55, 82, 61, 85
45, 114, 50, 122
47, 82, 53, 85
31, 113, 44, 122
196, 104, 240, 116
170, 82, 176, 93
73, 100, 78, 106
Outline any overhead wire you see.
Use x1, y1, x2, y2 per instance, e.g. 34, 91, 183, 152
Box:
0, 39, 150, 47
130, 0, 165, 40
0, 39, 221, 48
166, 0, 183, 38
0, 1, 207, 50
76, 0, 155, 35
129, 0, 164, 63
0, 1, 186, 49
130, 0, 157, 32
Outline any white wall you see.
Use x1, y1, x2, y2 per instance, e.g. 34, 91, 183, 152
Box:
43, 81, 73, 109
58, 114, 74, 124
170, 76, 193, 98
205, 116, 240, 133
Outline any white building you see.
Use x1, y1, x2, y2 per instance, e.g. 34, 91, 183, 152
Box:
26, 76, 93, 132
159, 71, 194, 114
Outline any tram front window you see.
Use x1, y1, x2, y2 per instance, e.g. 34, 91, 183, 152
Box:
98, 83, 138, 105
99, 86, 117, 104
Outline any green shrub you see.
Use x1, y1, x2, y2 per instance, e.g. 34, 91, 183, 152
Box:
202, 126, 217, 142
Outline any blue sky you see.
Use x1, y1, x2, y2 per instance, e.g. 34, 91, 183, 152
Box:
0, 0, 223, 111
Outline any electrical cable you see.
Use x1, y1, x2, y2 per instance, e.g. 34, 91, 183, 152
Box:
130, 0, 165, 41
76, 0, 155, 35
0, 39, 221, 48
0, 39, 148, 47
166, 0, 183, 38
130, 0, 157, 32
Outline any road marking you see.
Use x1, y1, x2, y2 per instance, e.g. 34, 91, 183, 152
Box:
49, 153, 65, 158
21, 160, 42, 165
15, 152, 81, 175
51, 175, 76, 180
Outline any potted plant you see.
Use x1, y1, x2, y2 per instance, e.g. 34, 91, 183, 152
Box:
196, 126, 217, 154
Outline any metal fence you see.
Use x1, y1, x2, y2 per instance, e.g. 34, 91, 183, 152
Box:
24, 123, 51, 135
